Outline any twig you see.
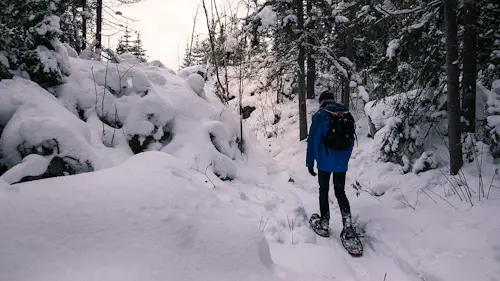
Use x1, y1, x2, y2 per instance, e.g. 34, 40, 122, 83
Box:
487, 167, 499, 199
424, 185, 457, 209
420, 188, 437, 204
191, 156, 218, 188
287, 214, 295, 245
394, 188, 417, 210
262, 218, 269, 232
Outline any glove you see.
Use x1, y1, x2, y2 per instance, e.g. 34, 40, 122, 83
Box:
308, 166, 317, 177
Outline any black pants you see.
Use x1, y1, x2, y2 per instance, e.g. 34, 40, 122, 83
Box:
318, 170, 351, 223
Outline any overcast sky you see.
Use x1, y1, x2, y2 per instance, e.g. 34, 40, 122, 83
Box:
116, 0, 205, 69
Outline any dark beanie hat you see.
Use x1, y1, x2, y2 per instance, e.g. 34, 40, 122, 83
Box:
319, 91, 335, 104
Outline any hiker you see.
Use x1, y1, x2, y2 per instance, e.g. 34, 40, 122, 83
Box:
306, 91, 356, 239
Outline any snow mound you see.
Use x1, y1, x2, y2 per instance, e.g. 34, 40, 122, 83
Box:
186, 73, 206, 96
0, 78, 108, 176
0, 55, 272, 186
63, 43, 78, 58
0, 152, 283, 281
119, 52, 140, 64
177, 65, 206, 79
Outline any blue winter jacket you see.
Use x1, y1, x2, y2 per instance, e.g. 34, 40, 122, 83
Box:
306, 102, 354, 173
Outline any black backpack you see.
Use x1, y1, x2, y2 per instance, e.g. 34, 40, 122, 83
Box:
320, 108, 356, 152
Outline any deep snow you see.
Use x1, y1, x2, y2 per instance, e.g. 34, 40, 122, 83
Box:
0, 152, 282, 281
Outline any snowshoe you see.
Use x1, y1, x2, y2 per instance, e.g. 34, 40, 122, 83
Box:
309, 213, 330, 237
340, 227, 363, 257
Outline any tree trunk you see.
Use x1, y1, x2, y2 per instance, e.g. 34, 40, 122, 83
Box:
443, 0, 463, 175
306, 0, 316, 100
82, 0, 87, 50
297, 0, 307, 141
96, 0, 102, 48
462, 0, 478, 133
342, 14, 353, 110
72, 7, 81, 53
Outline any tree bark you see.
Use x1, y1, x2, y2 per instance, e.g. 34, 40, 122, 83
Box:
342, 12, 353, 110
461, 0, 478, 133
70, 7, 80, 53
96, 0, 102, 48
82, 0, 87, 50
443, 0, 463, 175
297, 0, 307, 141
306, 0, 316, 100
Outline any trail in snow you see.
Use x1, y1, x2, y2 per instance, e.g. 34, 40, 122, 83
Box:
271, 172, 420, 281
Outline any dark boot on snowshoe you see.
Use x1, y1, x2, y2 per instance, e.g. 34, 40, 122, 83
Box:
309, 213, 330, 237
340, 215, 363, 257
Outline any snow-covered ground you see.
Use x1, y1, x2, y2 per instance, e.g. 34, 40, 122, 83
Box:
1, 54, 499, 280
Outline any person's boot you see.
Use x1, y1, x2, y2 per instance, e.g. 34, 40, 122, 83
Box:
310, 214, 330, 237
320, 217, 329, 232
341, 213, 356, 239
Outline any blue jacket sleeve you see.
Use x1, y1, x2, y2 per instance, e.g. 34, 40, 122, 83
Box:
306, 113, 318, 168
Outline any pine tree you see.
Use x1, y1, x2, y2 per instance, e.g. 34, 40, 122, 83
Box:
115, 26, 133, 55
131, 31, 147, 62
0, 0, 71, 88
180, 35, 204, 69
191, 36, 206, 65
180, 42, 193, 69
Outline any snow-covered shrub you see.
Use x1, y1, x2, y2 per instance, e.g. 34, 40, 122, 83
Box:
484, 80, 500, 157
366, 89, 446, 172
412, 151, 438, 174
94, 65, 151, 97
0, 78, 104, 181
206, 121, 240, 160
0, 1, 71, 89
123, 95, 175, 154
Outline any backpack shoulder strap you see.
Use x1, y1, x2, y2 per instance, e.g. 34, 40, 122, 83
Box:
319, 107, 334, 115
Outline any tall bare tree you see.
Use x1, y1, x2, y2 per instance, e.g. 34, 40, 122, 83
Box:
81, 0, 87, 50
306, 0, 315, 100
96, 0, 102, 48
297, 0, 307, 141
443, 0, 463, 175
342, 9, 353, 110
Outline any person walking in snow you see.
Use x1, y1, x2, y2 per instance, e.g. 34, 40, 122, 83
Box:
306, 91, 357, 240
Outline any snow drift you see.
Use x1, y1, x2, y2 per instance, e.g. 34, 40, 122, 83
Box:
0, 152, 281, 281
